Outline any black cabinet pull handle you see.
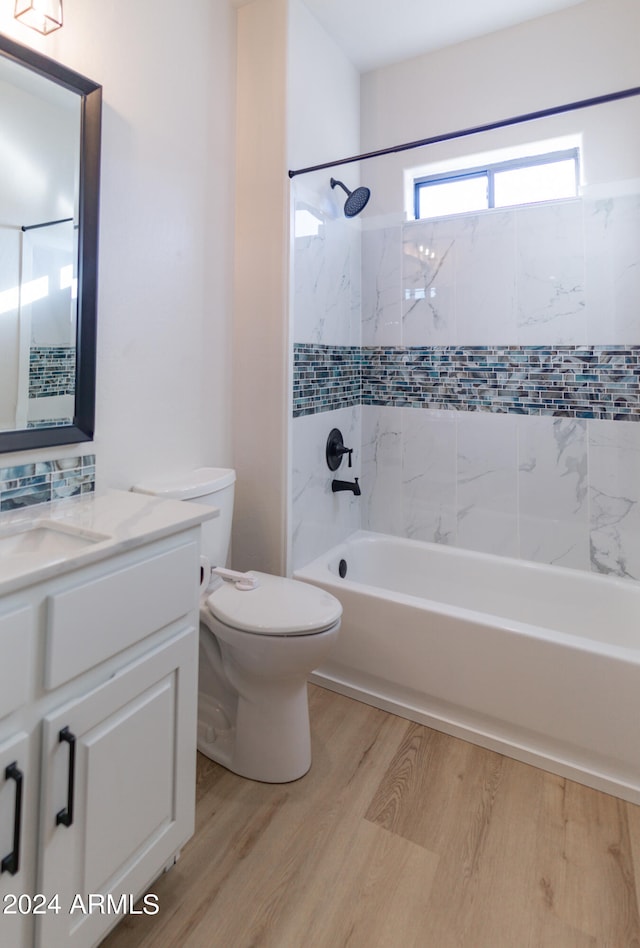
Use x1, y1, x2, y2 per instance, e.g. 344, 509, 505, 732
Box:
1, 762, 23, 876
56, 727, 76, 828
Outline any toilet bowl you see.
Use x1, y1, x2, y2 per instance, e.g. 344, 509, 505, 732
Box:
199, 571, 341, 782
132, 469, 342, 783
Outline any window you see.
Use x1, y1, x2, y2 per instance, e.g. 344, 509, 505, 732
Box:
414, 148, 579, 220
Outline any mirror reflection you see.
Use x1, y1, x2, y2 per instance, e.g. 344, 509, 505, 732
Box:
0, 53, 80, 433
0, 34, 101, 453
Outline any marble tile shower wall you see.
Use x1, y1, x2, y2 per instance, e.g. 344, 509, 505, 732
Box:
291, 194, 363, 570
363, 196, 640, 348
293, 209, 361, 347
362, 406, 640, 576
359, 193, 640, 579
291, 190, 640, 578
292, 405, 361, 572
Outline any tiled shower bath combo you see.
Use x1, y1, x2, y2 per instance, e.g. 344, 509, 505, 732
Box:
290, 174, 640, 803
291, 191, 640, 578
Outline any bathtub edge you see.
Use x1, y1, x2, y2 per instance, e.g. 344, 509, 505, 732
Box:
309, 670, 640, 806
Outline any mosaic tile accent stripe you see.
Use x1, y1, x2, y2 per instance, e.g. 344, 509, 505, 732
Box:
0, 454, 96, 511
29, 346, 76, 398
294, 344, 640, 421
362, 347, 640, 420
293, 344, 361, 417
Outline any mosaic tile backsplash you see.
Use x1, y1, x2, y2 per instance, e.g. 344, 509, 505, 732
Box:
0, 455, 95, 511
293, 343, 640, 420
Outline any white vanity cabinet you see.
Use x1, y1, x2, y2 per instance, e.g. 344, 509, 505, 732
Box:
0, 730, 35, 948
38, 626, 196, 948
0, 496, 208, 948
0, 604, 37, 948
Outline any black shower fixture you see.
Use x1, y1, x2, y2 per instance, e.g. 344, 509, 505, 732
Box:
330, 177, 371, 217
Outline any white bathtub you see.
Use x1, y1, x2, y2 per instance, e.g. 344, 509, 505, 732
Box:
294, 530, 640, 803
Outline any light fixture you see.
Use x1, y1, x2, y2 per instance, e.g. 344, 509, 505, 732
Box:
14, 0, 63, 35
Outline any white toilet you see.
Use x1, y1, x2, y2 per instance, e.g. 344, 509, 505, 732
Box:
132, 468, 341, 783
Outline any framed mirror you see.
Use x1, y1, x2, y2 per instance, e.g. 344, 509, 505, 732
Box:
0, 33, 101, 453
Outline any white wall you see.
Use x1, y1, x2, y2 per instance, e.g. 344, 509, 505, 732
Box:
361, 0, 640, 215
0, 74, 77, 226
231, 0, 361, 575
361, 0, 640, 153
232, 0, 289, 574
0, 0, 235, 487
287, 0, 360, 173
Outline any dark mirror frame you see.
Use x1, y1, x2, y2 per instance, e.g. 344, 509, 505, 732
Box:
0, 33, 101, 453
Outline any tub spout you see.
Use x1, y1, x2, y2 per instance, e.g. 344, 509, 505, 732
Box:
332, 477, 361, 496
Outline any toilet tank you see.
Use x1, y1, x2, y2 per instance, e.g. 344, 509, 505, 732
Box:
132, 467, 235, 568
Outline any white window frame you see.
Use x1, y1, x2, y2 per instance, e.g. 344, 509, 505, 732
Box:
412, 146, 580, 220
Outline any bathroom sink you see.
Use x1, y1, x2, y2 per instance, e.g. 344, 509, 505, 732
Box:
0, 519, 111, 558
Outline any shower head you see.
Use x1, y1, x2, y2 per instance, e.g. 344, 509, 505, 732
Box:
330, 177, 371, 217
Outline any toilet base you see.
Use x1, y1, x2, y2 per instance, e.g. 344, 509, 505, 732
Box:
197, 680, 312, 783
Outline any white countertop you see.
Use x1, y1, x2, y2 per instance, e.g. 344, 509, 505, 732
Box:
0, 489, 217, 595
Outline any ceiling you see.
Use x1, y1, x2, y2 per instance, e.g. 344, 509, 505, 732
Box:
300, 0, 587, 72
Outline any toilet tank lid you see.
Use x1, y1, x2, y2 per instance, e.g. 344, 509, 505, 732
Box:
132, 467, 236, 500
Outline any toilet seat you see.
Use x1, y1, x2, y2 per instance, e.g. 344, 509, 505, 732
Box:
205, 571, 342, 636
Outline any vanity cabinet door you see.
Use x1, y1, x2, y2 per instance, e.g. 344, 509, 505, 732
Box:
36, 626, 197, 948
0, 607, 32, 720
0, 732, 33, 948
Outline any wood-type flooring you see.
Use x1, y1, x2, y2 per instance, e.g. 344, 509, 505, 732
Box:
102, 684, 640, 948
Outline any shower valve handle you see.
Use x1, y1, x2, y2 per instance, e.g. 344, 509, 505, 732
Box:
326, 429, 353, 471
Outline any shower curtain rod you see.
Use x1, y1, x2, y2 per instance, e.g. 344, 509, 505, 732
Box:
22, 216, 73, 232
287, 85, 640, 179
